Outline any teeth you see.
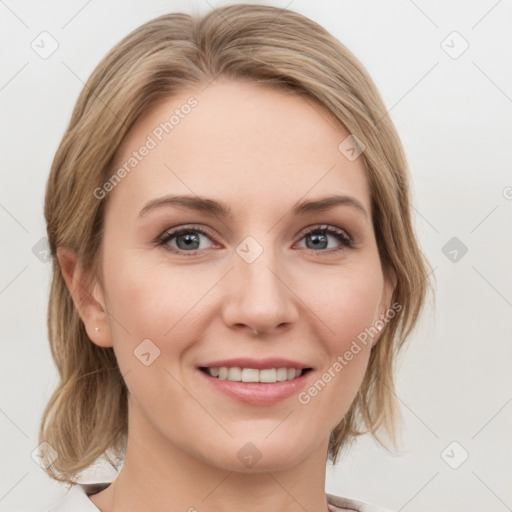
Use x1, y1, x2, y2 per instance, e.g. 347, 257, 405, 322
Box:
276, 368, 288, 381
205, 367, 304, 383
228, 367, 241, 381
260, 369, 276, 383
242, 368, 259, 382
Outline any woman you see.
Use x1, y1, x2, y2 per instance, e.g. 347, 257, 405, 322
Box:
40, 4, 429, 511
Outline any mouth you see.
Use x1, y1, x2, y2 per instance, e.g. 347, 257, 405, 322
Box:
197, 365, 314, 405
199, 366, 313, 383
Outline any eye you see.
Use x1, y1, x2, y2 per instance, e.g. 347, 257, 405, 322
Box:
295, 225, 352, 253
157, 225, 217, 254
156, 224, 353, 256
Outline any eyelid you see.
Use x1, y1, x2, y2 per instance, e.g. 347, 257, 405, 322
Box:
296, 223, 351, 242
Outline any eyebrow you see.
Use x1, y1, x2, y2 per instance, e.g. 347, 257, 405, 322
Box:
138, 194, 368, 219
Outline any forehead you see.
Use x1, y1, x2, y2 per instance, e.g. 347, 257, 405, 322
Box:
106, 79, 370, 219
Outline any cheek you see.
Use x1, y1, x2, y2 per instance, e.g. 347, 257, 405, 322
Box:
101, 254, 206, 410
102, 251, 218, 370
103, 249, 204, 329
296, 266, 382, 417
307, 263, 383, 349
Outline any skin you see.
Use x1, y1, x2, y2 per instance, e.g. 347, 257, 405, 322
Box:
59, 79, 394, 512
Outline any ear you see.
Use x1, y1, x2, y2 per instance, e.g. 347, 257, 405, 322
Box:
57, 246, 113, 348
372, 267, 397, 347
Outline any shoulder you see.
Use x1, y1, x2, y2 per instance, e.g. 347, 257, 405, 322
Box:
327, 492, 395, 512
45, 483, 111, 512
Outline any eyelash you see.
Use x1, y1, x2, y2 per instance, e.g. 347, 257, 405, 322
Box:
156, 224, 353, 256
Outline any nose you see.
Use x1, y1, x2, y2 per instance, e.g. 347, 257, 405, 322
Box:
221, 248, 299, 336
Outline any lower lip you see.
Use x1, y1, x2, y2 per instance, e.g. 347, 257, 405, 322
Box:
197, 369, 312, 405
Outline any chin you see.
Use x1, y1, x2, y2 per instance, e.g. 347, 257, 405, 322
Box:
202, 438, 314, 474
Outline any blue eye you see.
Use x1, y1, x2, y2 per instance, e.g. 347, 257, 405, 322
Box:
298, 225, 352, 251
157, 224, 353, 256
158, 226, 215, 254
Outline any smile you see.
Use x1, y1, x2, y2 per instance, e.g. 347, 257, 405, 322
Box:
198, 366, 314, 405
200, 367, 312, 383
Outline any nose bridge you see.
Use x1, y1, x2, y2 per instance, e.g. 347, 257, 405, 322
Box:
223, 236, 298, 333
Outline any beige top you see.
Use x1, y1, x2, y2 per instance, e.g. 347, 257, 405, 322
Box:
46, 483, 394, 512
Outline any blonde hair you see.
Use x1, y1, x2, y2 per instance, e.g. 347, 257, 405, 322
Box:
41, 3, 430, 483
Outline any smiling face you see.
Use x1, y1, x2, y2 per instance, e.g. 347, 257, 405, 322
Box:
89, 78, 393, 472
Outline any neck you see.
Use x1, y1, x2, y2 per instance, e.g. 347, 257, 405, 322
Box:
90, 402, 331, 512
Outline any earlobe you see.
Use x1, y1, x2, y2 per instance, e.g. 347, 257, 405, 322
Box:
56, 246, 113, 348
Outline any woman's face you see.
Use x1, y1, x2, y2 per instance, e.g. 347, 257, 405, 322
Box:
93, 79, 392, 471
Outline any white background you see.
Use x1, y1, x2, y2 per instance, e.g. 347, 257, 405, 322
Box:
1, 1, 511, 511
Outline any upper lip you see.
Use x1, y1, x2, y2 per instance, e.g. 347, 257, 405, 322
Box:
198, 358, 312, 370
